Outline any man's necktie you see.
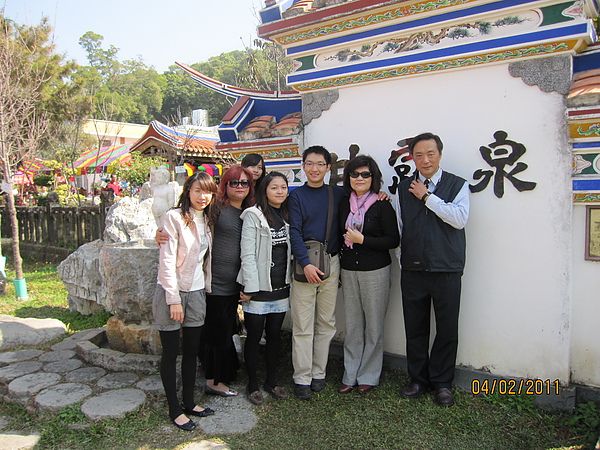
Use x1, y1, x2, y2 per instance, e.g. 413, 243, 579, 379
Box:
424, 179, 430, 189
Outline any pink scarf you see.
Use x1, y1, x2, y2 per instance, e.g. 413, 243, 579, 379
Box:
344, 191, 378, 248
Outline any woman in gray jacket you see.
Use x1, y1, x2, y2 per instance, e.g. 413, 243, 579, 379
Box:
238, 172, 292, 405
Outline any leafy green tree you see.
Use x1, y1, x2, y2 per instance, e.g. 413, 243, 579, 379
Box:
75, 32, 165, 124
113, 152, 165, 193
243, 39, 294, 92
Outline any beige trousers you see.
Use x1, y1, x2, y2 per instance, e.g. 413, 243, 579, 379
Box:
290, 255, 340, 385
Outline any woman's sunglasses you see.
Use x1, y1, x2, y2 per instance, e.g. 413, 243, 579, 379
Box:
228, 179, 251, 188
349, 171, 372, 179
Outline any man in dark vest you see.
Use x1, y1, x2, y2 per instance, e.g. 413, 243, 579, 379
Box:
397, 132, 470, 407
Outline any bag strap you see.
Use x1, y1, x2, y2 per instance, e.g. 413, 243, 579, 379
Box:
324, 185, 334, 250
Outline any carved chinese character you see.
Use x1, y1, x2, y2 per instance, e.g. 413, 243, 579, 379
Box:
470, 130, 537, 198
387, 138, 414, 194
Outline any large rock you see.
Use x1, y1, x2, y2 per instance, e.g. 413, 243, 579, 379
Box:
0, 315, 66, 350
58, 240, 158, 318
57, 241, 106, 315
103, 197, 157, 243
99, 240, 158, 322
58, 195, 162, 355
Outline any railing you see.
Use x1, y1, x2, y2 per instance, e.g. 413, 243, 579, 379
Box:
2, 205, 108, 250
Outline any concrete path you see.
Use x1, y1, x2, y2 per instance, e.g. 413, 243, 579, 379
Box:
0, 316, 262, 447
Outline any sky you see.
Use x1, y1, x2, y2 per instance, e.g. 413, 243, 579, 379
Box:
3, 0, 264, 73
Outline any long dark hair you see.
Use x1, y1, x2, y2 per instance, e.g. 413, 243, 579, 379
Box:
342, 154, 382, 194
177, 171, 218, 227
255, 171, 289, 227
217, 165, 255, 208
241, 153, 266, 188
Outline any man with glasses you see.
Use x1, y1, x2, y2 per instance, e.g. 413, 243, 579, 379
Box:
288, 145, 347, 400
396, 132, 470, 407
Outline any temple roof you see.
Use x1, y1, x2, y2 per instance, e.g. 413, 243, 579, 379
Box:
130, 120, 235, 163
176, 63, 302, 144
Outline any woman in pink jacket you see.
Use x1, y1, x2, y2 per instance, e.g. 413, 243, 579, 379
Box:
153, 171, 217, 431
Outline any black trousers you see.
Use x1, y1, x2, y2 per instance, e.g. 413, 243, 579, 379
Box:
202, 293, 240, 385
400, 270, 462, 389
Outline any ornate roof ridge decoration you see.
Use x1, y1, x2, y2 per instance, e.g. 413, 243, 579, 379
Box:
175, 62, 300, 100
260, 0, 475, 43
508, 54, 572, 94
258, 0, 598, 92
259, 0, 414, 39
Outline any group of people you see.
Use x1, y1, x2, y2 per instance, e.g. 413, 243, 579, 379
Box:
152, 133, 470, 430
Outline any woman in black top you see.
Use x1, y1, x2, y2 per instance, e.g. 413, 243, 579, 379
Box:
338, 155, 399, 395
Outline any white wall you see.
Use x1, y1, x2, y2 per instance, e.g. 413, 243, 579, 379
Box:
571, 205, 600, 387
304, 63, 575, 383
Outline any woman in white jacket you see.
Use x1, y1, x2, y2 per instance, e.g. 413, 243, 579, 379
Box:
238, 172, 292, 405
153, 171, 217, 431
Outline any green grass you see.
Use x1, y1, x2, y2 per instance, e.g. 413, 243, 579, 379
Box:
0, 257, 110, 334
0, 257, 590, 449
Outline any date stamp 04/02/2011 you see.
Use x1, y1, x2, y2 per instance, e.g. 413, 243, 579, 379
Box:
471, 378, 560, 396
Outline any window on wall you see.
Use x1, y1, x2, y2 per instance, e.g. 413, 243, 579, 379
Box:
585, 205, 600, 261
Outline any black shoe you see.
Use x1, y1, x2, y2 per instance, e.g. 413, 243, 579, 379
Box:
435, 388, 455, 407
295, 384, 312, 400
172, 417, 196, 431
400, 382, 430, 399
310, 378, 326, 392
181, 404, 215, 417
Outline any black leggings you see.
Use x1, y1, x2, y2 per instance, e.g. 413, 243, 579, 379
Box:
160, 326, 202, 421
243, 311, 286, 392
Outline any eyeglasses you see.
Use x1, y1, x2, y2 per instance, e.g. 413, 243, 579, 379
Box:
304, 162, 327, 168
349, 171, 372, 179
228, 179, 251, 188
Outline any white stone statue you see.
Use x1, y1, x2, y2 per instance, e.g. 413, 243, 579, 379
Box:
150, 166, 175, 226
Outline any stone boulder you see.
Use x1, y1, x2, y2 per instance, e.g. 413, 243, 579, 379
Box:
58, 239, 159, 354
58, 194, 165, 354
57, 241, 106, 315
99, 240, 158, 323
103, 196, 157, 243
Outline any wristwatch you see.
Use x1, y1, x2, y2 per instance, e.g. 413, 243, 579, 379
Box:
421, 191, 432, 202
